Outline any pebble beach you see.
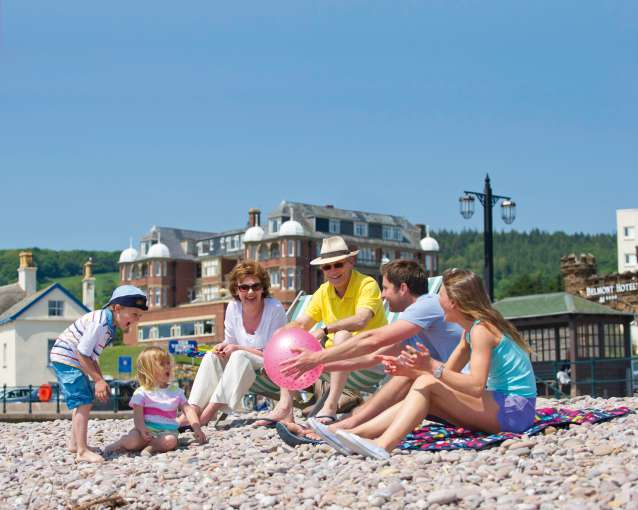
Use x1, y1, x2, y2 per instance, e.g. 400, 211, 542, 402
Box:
1, 395, 637, 510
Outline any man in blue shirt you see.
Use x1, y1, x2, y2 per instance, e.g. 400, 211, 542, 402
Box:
282, 259, 463, 432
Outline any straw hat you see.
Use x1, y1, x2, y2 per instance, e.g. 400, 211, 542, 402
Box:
310, 236, 359, 266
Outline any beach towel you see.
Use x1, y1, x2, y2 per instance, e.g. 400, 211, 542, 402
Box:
399, 406, 632, 451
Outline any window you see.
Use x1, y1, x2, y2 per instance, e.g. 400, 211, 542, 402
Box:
287, 268, 296, 289
287, 240, 294, 257
209, 239, 215, 251
154, 288, 162, 306
181, 322, 196, 337
202, 260, 220, 277
625, 253, 637, 265
271, 243, 280, 259
138, 327, 151, 341
203, 286, 219, 301
249, 245, 257, 260
203, 319, 215, 335
269, 268, 280, 287
577, 323, 599, 358
154, 261, 162, 277
47, 339, 56, 367
558, 326, 570, 360
48, 300, 64, 317
2, 342, 7, 368
623, 226, 635, 239
354, 222, 368, 237
269, 218, 281, 234
603, 323, 624, 358
523, 328, 556, 361
357, 248, 376, 264
382, 225, 393, 240
259, 245, 269, 260
329, 219, 340, 234
158, 323, 171, 338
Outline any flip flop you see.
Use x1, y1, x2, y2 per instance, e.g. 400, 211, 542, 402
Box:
314, 415, 337, 425
335, 430, 391, 461
307, 418, 353, 455
275, 422, 324, 448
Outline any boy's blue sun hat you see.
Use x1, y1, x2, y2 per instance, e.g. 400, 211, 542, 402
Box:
105, 285, 148, 310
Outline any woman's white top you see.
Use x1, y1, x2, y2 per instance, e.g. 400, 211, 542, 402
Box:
224, 297, 287, 350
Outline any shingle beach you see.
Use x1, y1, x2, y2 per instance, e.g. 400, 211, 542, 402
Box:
1, 396, 637, 510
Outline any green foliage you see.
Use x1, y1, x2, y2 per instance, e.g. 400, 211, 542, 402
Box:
99, 344, 200, 378
0, 248, 119, 287
433, 229, 616, 300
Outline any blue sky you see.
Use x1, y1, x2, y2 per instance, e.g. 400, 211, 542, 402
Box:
1, 1, 636, 250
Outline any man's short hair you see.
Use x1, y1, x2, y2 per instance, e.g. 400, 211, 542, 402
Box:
381, 259, 428, 296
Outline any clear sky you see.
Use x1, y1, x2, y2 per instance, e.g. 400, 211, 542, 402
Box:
1, 1, 636, 250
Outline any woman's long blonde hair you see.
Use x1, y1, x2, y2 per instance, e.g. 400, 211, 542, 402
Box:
442, 269, 531, 353
137, 347, 172, 390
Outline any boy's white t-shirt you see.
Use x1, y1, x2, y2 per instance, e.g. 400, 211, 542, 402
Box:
224, 297, 287, 349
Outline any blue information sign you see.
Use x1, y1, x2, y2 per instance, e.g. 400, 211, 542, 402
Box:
168, 339, 198, 355
118, 355, 132, 374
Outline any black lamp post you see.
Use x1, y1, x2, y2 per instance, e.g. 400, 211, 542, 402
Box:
459, 174, 516, 301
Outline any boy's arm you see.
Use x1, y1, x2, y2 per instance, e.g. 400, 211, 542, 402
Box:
77, 353, 109, 401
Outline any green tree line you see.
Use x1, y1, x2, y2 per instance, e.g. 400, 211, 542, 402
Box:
434, 229, 616, 299
0, 230, 616, 301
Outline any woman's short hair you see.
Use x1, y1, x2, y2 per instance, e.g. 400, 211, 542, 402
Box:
381, 259, 428, 296
228, 261, 271, 299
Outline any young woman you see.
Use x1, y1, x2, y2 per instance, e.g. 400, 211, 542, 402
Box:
313, 268, 537, 460
177, 262, 287, 427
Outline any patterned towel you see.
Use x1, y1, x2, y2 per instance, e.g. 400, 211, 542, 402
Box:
399, 406, 632, 451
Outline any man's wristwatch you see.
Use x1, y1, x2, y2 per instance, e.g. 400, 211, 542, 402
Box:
433, 364, 445, 379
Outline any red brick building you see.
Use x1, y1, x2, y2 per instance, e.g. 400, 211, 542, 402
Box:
118, 202, 441, 345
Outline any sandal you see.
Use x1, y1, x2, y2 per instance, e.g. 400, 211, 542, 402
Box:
275, 422, 323, 448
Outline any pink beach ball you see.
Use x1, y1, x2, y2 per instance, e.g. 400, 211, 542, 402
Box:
264, 328, 324, 391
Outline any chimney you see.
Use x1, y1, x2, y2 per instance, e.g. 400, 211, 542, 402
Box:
248, 208, 261, 227
17, 251, 37, 296
82, 258, 95, 310
415, 223, 426, 239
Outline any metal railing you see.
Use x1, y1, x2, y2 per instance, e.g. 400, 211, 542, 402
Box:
1, 382, 133, 415
535, 356, 638, 399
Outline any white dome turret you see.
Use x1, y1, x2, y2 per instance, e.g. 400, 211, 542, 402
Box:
147, 231, 170, 258
244, 225, 265, 242
119, 238, 138, 263
279, 207, 305, 236
420, 226, 439, 252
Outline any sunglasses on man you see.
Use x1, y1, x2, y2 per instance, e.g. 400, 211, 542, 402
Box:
237, 283, 263, 292
321, 262, 345, 271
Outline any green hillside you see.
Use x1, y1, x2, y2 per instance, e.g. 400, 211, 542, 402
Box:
0, 230, 617, 301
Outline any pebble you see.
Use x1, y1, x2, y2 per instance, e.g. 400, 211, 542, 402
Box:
0, 397, 636, 508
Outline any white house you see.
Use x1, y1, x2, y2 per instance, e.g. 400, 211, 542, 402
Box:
617, 208, 638, 273
0, 252, 91, 387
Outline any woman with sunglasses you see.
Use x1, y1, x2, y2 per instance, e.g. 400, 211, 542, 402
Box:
177, 261, 287, 427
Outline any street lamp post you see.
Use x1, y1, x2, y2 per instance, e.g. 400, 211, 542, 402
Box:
459, 174, 516, 301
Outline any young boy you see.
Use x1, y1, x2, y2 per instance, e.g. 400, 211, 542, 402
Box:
49, 285, 147, 462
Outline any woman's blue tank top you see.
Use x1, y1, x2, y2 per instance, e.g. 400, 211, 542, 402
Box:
465, 320, 536, 398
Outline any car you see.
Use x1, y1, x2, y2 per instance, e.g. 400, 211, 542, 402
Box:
92, 379, 138, 411
0, 387, 40, 403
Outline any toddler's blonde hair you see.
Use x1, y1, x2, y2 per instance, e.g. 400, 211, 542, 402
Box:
137, 347, 172, 390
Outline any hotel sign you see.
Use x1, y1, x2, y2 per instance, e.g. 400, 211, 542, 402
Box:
586, 282, 638, 303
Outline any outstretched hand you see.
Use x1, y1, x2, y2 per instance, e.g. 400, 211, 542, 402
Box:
280, 347, 319, 378
375, 354, 424, 380
398, 343, 435, 373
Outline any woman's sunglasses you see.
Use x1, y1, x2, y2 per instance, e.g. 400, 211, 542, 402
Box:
238, 283, 263, 292
321, 262, 345, 271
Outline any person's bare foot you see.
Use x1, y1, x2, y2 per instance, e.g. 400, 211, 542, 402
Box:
253, 407, 293, 427
69, 445, 100, 454
75, 450, 104, 463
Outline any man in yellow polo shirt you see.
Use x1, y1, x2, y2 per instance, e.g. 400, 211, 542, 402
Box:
287, 236, 387, 423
